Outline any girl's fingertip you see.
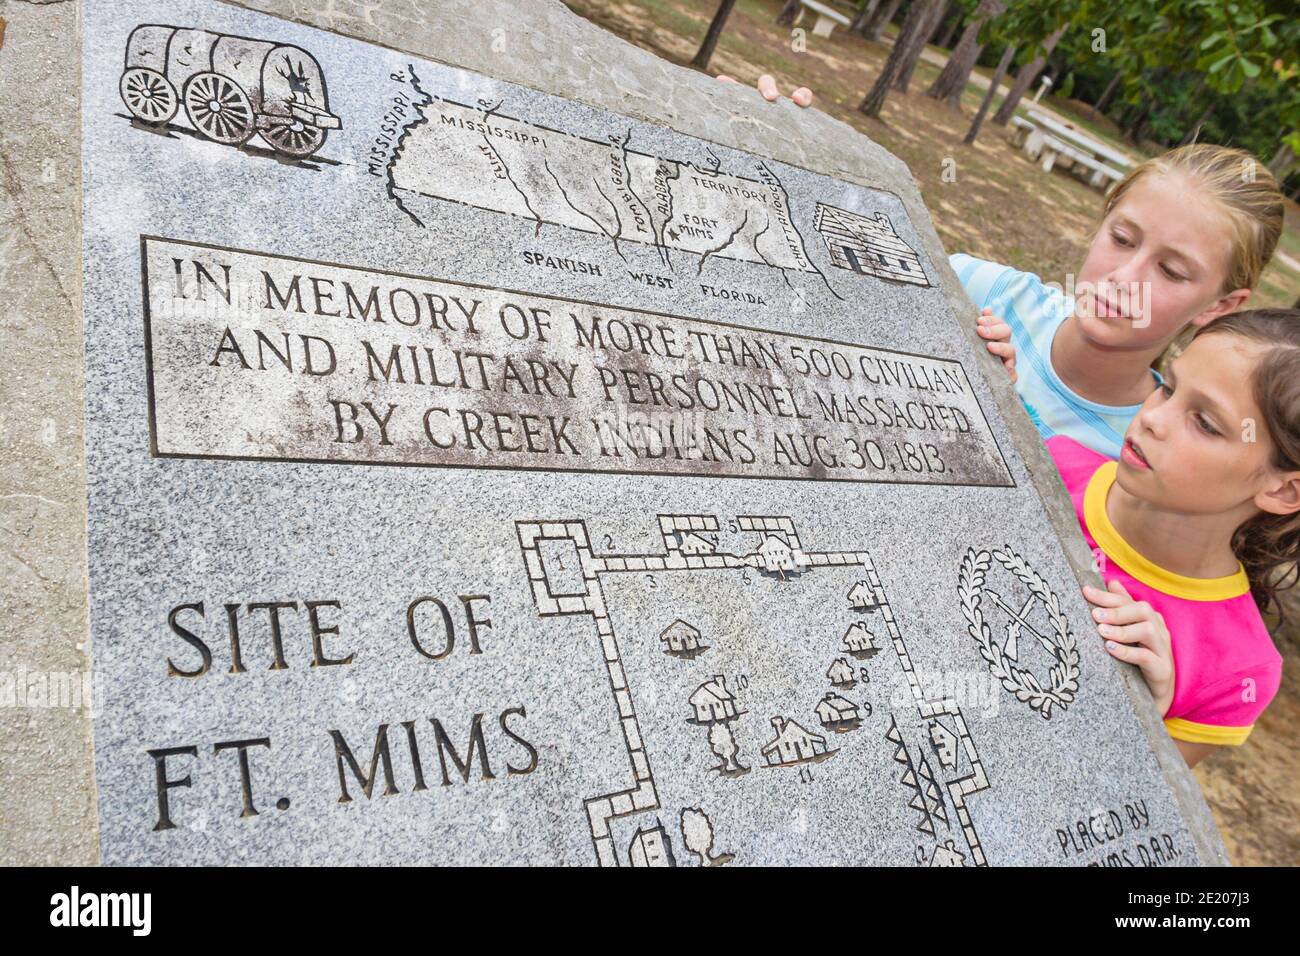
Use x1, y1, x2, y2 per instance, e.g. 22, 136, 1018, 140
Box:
1106, 641, 1118, 653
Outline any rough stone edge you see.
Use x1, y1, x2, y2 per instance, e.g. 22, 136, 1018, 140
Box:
0, 0, 99, 865
0, 0, 1226, 865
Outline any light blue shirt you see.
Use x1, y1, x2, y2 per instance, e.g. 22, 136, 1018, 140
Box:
949, 253, 1162, 459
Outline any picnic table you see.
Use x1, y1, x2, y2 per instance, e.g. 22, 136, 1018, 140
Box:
1010, 111, 1134, 192
792, 0, 851, 37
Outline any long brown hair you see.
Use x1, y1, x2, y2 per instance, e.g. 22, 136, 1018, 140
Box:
1192, 308, 1300, 623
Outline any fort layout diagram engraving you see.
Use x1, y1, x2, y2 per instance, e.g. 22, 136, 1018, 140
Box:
518, 514, 989, 867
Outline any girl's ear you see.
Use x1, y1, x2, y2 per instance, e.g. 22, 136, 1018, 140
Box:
1255, 471, 1300, 517
1191, 287, 1251, 328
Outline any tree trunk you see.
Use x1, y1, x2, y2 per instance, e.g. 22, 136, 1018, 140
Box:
1132, 115, 1152, 145
691, 0, 738, 71
860, 0, 936, 117
851, 0, 881, 32
1120, 90, 1152, 144
925, 0, 1004, 108
1176, 76, 1211, 146
1268, 142, 1296, 178
1045, 51, 1064, 81
965, 44, 1016, 145
1121, 115, 1144, 143
1118, 99, 1141, 137
937, 8, 962, 49
991, 22, 1068, 125
1178, 104, 1214, 146
865, 0, 903, 42
895, 0, 951, 92
1091, 72, 1121, 118
776, 0, 802, 27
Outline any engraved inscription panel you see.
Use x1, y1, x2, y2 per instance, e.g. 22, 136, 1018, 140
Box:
144, 238, 1012, 486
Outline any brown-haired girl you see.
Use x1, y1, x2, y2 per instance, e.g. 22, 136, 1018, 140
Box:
1050, 308, 1299, 767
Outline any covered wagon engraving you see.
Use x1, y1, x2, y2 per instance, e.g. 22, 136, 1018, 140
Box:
119, 24, 340, 158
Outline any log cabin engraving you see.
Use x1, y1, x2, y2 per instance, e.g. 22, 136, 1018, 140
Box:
628, 820, 677, 867
848, 580, 878, 611
815, 692, 863, 733
761, 716, 835, 767
842, 621, 881, 660
661, 619, 709, 660
826, 657, 858, 690
813, 203, 930, 287
688, 676, 738, 724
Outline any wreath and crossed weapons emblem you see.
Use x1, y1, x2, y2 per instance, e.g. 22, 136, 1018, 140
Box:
958, 546, 1081, 719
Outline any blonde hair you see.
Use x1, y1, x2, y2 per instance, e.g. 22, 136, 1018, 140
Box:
1103, 144, 1284, 293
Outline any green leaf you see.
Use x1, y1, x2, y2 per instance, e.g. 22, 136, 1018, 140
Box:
1207, 52, 1235, 73
1222, 63, 1245, 94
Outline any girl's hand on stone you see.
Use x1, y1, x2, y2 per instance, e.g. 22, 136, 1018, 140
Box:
715, 73, 813, 108
976, 308, 1017, 382
1084, 580, 1175, 716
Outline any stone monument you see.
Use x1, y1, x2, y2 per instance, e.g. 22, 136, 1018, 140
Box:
0, 0, 1225, 865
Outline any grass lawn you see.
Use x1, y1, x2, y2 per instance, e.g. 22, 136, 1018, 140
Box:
565, 0, 1300, 867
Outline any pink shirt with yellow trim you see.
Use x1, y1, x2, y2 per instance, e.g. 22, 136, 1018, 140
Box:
1046, 435, 1282, 745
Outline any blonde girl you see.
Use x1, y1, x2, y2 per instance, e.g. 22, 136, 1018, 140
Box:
956, 143, 1285, 459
